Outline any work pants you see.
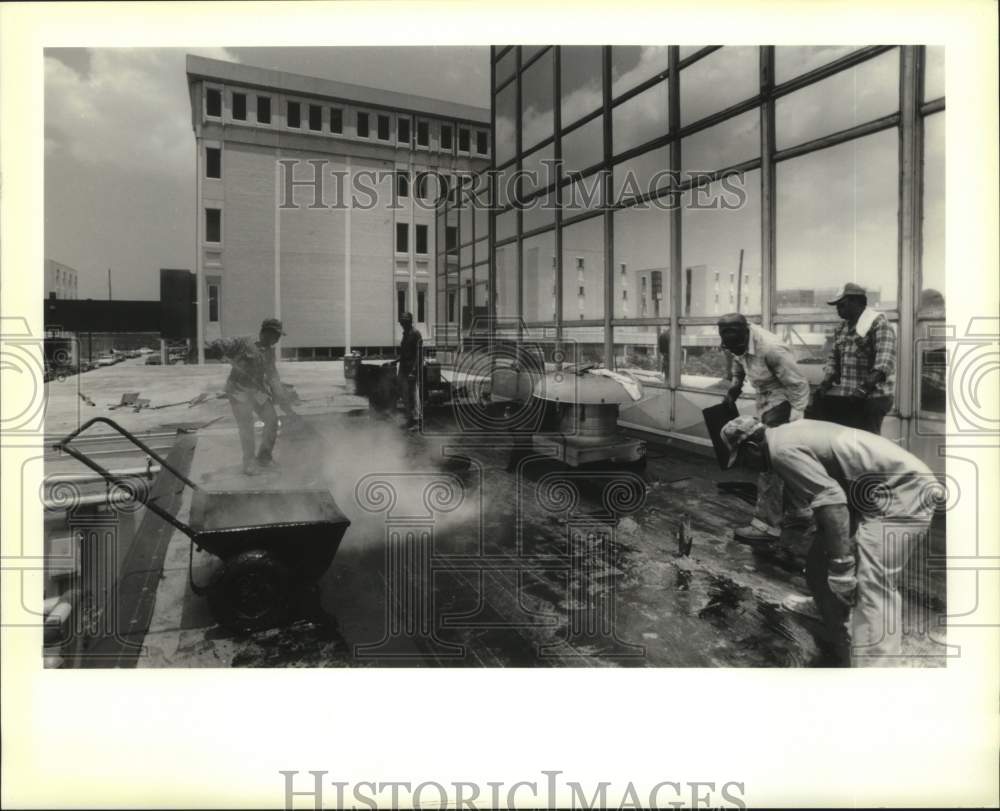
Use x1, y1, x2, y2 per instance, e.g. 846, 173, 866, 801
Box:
397, 371, 417, 425
229, 395, 278, 464
805, 515, 929, 667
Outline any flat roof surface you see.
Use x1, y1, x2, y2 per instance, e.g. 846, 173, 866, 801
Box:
187, 54, 490, 124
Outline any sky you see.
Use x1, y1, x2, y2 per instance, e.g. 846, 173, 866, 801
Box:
44, 46, 490, 301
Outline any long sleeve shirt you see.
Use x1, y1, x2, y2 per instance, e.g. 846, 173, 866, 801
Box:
823, 307, 896, 399
206, 336, 286, 405
727, 324, 810, 418
398, 328, 423, 377
768, 419, 934, 523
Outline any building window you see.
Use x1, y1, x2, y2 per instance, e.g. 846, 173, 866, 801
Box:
398, 288, 407, 317
446, 225, 458, 254
378, 114, 391, 141
287, 101, 301, 128
309, 104, 322, 131
476, 131, 488, 154
396, 222, 409, 253
208, 283, 220, 323
417, 289, 426, 323
357, 111, 370, 138
622, 289, 628, 300
205, 208, 221, 243
416, 224, 428, 255
398, 117, 411, 144
440, 124, 453, 151
396, 171, 409, 199
232, 92, 247, 121
205, 87, 222, 117
579, 286, 586, 297
416, 172, 430, 200
576, 257, 585, 270
417, 120, 429, 147
459, 127, 470, 152
257, 96, 271, 124
206, 147, 221, 179
448, 291, 456, 322
330, 107, 343, 133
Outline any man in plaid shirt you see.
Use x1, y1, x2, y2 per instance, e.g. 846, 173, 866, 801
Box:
814, 283, 896, 435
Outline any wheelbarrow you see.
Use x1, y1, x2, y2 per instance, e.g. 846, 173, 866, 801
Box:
54, 417, 351, 632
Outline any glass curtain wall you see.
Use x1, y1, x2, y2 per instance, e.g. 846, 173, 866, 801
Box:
436, 45, 944, 437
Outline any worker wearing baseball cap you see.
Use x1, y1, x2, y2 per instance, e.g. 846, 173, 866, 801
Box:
205, 317, 299, 475
813, 282, 896, 435
396, 311, 423, 429
717, 312, 810, 544
719, 414, 935, 666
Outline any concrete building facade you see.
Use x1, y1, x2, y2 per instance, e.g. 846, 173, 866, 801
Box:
186, 55, 490, 359
44, 259, 79, 300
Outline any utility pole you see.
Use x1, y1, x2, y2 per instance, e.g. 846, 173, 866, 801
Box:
735, 249, 744, 314
107, 268, 113, 354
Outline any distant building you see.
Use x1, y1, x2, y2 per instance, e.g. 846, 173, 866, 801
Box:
683, 263, 762, 316
185, 55, 491, 359
44, 259, 78, 300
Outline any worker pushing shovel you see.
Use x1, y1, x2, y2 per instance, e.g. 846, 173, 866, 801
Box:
205, 317, 301, 476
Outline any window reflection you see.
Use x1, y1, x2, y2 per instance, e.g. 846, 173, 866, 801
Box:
613, 146, 671, 202
613, 80, 669, 155
613, 205, 671, 319
522, 143, 557, 200
494, 243, 518, 317
681, 170, 762, 317
681, 46, 759, 127
495, 80, 517, 166
522, 49, 554, 151
614, 326, 670, 385
776, 129, 898, 314
561, 326, 606, 365
920, 112, 945, 316
611, 46, 669, 98
495, 48, 517, 88
562, 216, 605, 320
775, 49, 899, 150
562, 171, 605, 217
681, 108, 759, 177
522, 230, 557, 323
495, 208, 517, 242
561, 46, 603, 126
562, 115, 604, 175
924, 46, 945, 101
680, 325, 729, 390
774, 46, 857, 83
523, 193, 557, 233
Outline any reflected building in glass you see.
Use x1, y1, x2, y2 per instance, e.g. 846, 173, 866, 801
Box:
435, 46, 945, 466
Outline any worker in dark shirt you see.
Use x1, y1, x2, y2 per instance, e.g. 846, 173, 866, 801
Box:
396, 311, 423, 429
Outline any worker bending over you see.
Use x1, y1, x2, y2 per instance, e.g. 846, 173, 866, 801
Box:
717, 312, 810, 544
720, 415, 935, 666
206, 317, 298, 476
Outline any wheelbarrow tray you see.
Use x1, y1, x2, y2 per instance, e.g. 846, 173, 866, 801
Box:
188, 489, 350, 579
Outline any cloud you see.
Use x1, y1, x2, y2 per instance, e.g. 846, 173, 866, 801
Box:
44, 47, 237, 177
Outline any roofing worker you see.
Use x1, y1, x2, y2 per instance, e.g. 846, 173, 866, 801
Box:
717, 312, 811, 544
396, 311, 423, 429
813, 282, 896, 435
720, 415, 935, 667
206, 317, 298, 476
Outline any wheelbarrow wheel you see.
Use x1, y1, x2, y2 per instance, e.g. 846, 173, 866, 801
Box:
209, 549, 291, 632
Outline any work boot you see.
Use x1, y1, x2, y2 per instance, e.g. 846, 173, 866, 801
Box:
242, 460, 262, 476
781, 593, 822, 622
733, 520, 781, 545
256, 453, 279, 469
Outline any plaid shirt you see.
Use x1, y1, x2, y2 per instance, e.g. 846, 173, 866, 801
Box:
823, 309, 896, 399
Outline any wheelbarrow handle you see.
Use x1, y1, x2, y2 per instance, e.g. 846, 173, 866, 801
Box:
53, 416, 200, 538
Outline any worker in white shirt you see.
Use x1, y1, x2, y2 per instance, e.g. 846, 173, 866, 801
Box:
720, 415, 936, 666
717, 313, 811, 544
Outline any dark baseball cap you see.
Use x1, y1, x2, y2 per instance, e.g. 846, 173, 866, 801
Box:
260, 317, 286, 335
827, 282, 866, 304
